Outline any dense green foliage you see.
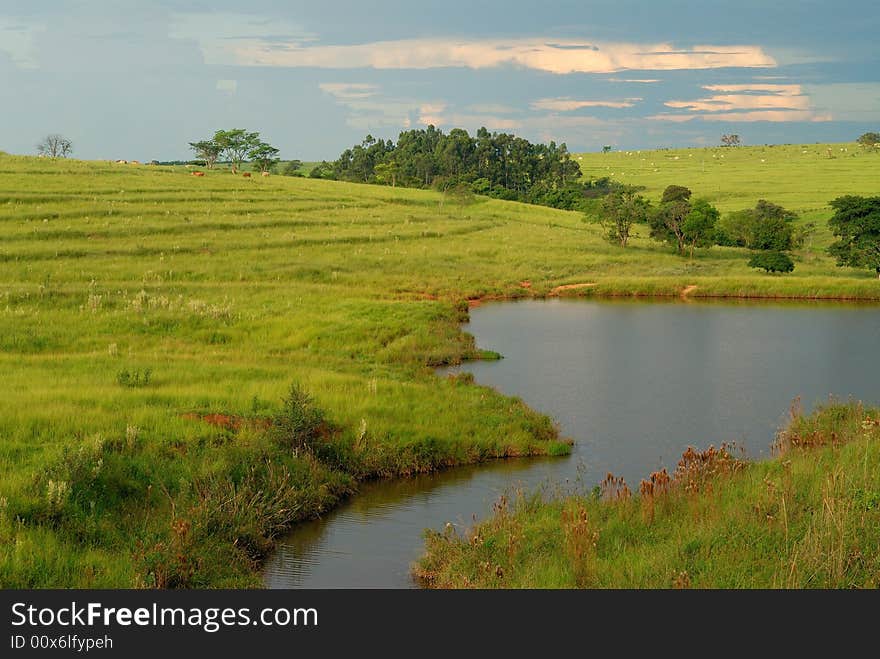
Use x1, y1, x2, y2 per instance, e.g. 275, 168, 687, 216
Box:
857, 132, 880, 148
649, 185, 694, 254
0, 142, 878, 588
682, 199, 720, 257
326, 126, 604, 210
594, 187, 651, 247
417, 402, 880, 588
717, 199, 797, 251
827, 196, 880, 277
748, 251, 796, 273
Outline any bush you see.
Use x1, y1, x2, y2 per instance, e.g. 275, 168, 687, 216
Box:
272, 383, 324, 455
281, 160, 304, 176
748, 251, 795, 273
116, 368, 152, 387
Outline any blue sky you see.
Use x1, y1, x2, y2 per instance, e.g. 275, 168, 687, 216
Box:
1, 1, 878, 160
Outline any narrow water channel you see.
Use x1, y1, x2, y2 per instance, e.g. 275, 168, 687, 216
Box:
264, 299, 880, 588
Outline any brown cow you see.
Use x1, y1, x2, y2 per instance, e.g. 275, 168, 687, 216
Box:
191, 171, 205, 177
242, 172, 252, 178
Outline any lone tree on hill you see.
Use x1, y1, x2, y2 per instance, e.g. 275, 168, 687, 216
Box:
721, 134, 741, 147
36, 134, 72, 158
594, 186, 651, 248
827, 195, 880, 278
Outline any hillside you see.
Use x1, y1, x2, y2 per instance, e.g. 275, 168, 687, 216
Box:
575, 142, 879, 248
0, 145, 877, 587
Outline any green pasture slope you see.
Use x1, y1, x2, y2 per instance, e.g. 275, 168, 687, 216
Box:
0, 143, 877, 587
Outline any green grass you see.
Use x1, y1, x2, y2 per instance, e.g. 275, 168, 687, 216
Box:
416, 402, 880, 588
0, 141, 877, 588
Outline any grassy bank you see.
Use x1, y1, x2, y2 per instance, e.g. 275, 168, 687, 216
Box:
0, 143, 877, 587
416, 402, 880, 588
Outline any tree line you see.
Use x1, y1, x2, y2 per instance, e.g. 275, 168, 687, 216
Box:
593, 185, 880, 276
310, 126, 612, 211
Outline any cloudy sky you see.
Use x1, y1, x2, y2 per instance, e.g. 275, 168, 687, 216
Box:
1, 1, 878, 160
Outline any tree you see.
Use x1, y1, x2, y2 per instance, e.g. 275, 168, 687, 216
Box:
716, 200, 796, 251
374, 161, 400, 187
682, 199, 720, 258
649, 185, 692, 254
856, 132, 880, 149
248, 141, 281, 173
36, 134, 72, 158
188, 139, 222, 169
323, 125, 584, 210
721, 134, 741, 147
281, 160, 304, 176
594, 187, 651, 247
827, 195, 880, 278
309, 161, 334, 179
716, 209, 756, 247
602, 145, 612, 154
748, 251, 794, 273
213, 129, 260, 173
751, 200, 796, 251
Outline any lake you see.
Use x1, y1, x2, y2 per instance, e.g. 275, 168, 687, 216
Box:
264, 298, 880, 588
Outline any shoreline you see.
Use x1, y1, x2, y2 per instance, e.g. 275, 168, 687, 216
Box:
466, 282, 880, 308
261, 287, 878, 588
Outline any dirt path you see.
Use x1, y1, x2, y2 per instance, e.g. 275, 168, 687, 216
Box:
548, 282, 597, 296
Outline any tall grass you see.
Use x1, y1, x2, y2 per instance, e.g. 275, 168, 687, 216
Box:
416, 402, 880, 588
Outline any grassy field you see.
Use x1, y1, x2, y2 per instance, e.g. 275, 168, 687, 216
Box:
416, 402, 880, 588
0, 142, 877, 588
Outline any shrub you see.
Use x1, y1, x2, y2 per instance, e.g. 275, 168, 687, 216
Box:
116, 368, 152, 387
272, 383, 324, 455
748, 251, 795, 273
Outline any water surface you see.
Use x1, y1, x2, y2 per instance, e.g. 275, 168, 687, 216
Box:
264, 299, 880, 588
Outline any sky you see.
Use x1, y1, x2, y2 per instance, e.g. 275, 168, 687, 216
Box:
1, 1, 878, 161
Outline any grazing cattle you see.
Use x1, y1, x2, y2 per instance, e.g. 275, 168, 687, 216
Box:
191, 171, 205, 177
261, 171, 270, 177
115, 159, 127, 164
130, 160, 140, 165
242, 172, 252, 178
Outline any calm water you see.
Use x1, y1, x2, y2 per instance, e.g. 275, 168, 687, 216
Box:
264, 299, 880, 588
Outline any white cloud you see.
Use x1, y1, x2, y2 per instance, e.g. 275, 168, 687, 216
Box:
654, 83, 832, 123
531, 97, 641, 111
607, 78, 661, 83
650, 110, 832, 123
222, 37, 776, 74
319, 82, 380, 101
417, 103, 447, 126
0, 18, 44, 69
